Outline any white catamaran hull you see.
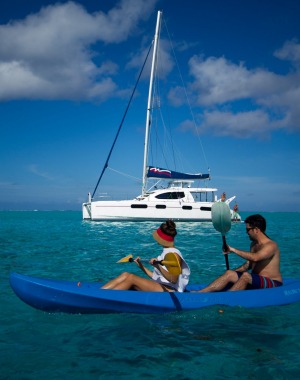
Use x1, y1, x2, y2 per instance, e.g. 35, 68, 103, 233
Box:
82, 188, 241, 222
83, 200, 214, 221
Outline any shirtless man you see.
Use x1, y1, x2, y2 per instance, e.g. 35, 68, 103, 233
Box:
200, 214, 282, 292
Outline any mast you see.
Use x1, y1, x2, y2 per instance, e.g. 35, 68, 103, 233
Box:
142, 10, 162, 195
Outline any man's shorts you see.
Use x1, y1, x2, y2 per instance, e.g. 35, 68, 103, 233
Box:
236, 271, 283, 289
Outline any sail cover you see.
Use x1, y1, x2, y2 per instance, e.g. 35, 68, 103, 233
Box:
147, 166, 210, 180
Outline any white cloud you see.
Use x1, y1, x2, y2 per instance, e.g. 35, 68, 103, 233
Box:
188, 55, 284, 105
27, 164, 54, 180
1, 2, 299, 140
183, 40, 300, 137
274, 39, 300, 65
127, 38, 174, 81
0, 0, 158, 101
200, 109, 285, 139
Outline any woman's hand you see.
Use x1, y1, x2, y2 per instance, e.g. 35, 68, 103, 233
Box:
134, 256, 154, 279
149, 258, 157, 266
134, 256, 143, 268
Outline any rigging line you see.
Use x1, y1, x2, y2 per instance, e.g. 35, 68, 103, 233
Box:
157, 107, 172, 168
152, 72, 187, 172
163, 17, 210, 172
152, 115, 171, 169
155, 80, 176, 170
91, 41, 154, 199
158, 106, 185, 171
107, 167, 141, 183
148, 95, 172, 170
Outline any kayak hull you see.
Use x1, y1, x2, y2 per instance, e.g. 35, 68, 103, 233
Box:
9, 272, 300, 314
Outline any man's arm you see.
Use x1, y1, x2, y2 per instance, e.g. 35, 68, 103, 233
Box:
227, 241, 276, 262
233, 261, 251, 272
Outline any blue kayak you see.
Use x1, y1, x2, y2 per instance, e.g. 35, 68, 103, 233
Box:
9, 272, 300, 314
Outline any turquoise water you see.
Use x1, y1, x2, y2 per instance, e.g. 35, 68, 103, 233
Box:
1, 211, 300, 379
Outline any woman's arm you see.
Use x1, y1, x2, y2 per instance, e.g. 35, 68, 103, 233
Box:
134, 257, 153, 279
151, 255, 181, 284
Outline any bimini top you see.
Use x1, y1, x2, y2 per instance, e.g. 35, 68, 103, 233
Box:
147, 166, 210, 181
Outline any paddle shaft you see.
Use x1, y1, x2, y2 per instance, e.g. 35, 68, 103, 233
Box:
120, 252, 182, 275
222, 235, 230, 270
128, 258, 176, 266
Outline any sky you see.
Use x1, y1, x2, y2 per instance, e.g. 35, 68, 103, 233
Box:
1, 0, 300, 212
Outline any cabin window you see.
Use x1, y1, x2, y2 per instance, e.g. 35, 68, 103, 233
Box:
156, 205, 166, 209
200, 206, 211, 211
155, 192, 185, 200
191, 191, 215, 202
182, 206, 192, 210
131, 204, 148, 208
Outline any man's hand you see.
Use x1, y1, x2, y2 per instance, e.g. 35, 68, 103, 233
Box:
223, 245, 233, 254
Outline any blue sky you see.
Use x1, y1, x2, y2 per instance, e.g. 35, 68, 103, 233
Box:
1, 0, 300, 212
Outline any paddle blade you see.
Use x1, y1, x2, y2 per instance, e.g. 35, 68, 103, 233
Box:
161, 252, 182, 275
211, 202, 231, 235
117, 254, 133, 263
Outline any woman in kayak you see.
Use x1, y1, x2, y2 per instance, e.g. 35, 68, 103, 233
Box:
101, 220, 190, 292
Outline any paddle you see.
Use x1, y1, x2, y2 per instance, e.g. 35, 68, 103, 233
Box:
211, 202, 232, 270
117, 252, 182, 275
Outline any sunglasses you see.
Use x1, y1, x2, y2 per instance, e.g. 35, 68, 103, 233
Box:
246, 227, 255, 232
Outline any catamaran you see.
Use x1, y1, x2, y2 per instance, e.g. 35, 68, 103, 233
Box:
82, 11, 241, 222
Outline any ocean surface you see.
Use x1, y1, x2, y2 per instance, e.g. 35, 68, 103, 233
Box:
1, 211, 300, 379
